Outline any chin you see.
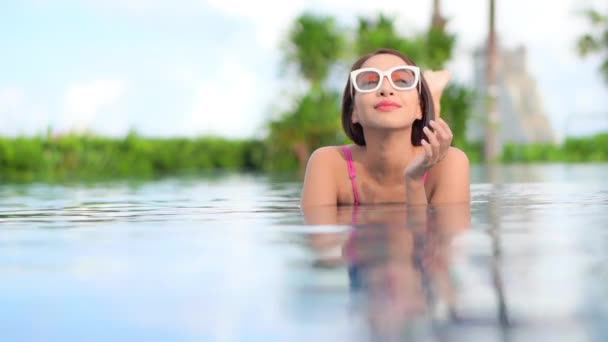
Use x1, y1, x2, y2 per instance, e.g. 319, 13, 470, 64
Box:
364, 118, 414, 130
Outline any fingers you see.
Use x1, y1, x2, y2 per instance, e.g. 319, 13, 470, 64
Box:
430, 118, 453, 147
423, 125, 440, 160
420, 139, 433, 164
423, 118, 453, 164
436, 117, 453, 141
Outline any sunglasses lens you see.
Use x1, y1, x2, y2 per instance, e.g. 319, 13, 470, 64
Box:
391, 68, 417, 89
355, 71, 381, 91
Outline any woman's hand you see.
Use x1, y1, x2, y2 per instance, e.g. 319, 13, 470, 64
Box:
405, 117, 453, 181
404, 69, 452, 181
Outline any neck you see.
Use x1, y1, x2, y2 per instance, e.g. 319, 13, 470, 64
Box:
361, 127, 418, 184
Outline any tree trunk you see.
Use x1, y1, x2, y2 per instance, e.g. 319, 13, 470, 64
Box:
485, 0, 500, 163
431, 0, 446, 29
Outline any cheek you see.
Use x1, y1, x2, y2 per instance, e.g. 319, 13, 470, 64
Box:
399, 93, 423, 121
415, 97, 423, 115
401, 92, 422, 111
352, 94, 370, 116
404, 91, 421, 105
354, 93, 371, 107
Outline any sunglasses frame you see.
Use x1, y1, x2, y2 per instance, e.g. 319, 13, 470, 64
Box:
350, 65, 421, 95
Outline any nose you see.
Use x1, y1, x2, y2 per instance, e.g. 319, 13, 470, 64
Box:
377, 75, 394, 96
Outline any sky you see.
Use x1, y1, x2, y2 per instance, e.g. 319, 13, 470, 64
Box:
1, 0, 607, 141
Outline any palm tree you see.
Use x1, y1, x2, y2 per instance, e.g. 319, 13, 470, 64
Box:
577, 9, 608, 84
283, 13, 345, 91
266, 13, 346, 171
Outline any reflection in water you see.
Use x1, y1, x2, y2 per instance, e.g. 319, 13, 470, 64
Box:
297, 177, 608, 341
302, 204, 482, 340
487, 184, 511, 336
1, 167, 608, 341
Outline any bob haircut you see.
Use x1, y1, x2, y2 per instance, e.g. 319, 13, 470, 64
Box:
341, 48, 435, 146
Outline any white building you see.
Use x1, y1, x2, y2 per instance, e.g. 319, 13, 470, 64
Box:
469, 43, 557, 146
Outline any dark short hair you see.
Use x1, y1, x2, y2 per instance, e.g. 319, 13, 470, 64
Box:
341, 48, 435, 146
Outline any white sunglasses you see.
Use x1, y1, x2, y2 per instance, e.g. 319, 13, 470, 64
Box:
350, 65, 421, 94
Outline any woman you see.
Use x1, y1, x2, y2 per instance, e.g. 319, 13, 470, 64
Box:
300, 48, 470, 208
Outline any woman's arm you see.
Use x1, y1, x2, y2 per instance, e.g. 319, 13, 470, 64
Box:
428, 147, 471, 204
404, 118, 456, 205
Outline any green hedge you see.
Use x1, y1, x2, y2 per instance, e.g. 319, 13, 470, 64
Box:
501, 133, 608, 163
0, 133, 265, 182
0, 133, 606, 182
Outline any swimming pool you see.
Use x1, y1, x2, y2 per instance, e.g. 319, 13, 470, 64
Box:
1, 163, 607, 341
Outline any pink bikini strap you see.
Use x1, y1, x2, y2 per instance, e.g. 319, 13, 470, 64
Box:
341, 145, 427, 206
341, 146, 360, 206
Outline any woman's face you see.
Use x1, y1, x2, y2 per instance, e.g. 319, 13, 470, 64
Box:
351, 54, 423, 131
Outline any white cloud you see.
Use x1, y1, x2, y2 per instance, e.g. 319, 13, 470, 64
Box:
63, 79, 128, 134
0, 87, 25, 113
80, 0, 204, 15
0, 87, 27, 136
167, 63, 200, 85
203, 0, 309, 50
0, 87, 53, 136
179, 59, 268, 138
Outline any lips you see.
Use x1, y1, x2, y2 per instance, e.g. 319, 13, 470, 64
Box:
374, 100, 402, 110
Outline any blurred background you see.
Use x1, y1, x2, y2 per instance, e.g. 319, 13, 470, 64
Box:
0, 0, 607, 179
2, 2, 608, 341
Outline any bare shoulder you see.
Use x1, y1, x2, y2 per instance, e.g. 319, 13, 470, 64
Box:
441, 146, 470, 168
428, 146, 470, 204
303, 146, 346, 175
306, 146, 345, 164
428, 146, 469, 175
301, 146, 346, 207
